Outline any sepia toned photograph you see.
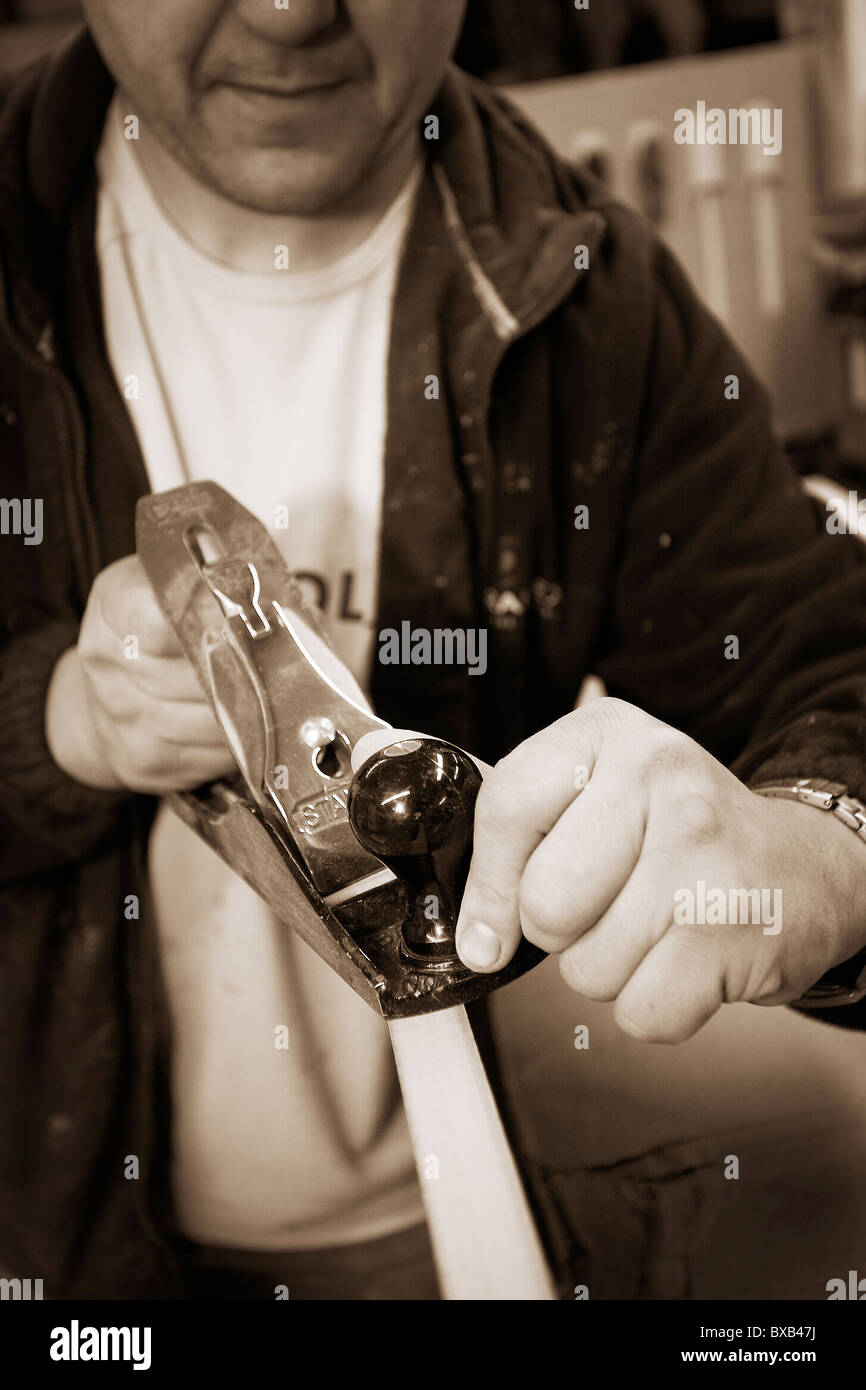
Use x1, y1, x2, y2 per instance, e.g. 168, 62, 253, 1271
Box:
1, 0, 866, 1362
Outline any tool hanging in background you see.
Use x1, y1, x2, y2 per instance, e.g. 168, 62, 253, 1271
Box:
136, 481, 555, 1301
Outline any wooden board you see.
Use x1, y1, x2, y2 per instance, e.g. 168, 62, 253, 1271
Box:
389, 1006, 557, 1300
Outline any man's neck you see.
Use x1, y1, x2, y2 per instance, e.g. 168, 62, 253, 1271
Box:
129, 108, 420, 275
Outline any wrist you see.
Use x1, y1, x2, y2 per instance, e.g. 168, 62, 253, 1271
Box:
753, 779, 866, 1005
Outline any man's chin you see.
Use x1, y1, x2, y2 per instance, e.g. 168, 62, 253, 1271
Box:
193, 145, 373, 217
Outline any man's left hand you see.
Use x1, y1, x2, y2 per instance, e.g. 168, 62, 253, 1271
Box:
452, 698, 866, 1042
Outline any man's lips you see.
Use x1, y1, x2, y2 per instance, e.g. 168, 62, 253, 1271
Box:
211, 40, 368, 101
218, 76, 352, 99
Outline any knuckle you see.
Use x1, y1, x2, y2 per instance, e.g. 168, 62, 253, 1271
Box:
125, 727, 167, 784
91, 556, 134, 617
558, 946, 618, 1001
78, 609, 111, 664
518, 866, 576, 946
634, 730, 695, 789
668, 922, 714, 964
76, 628, 100, 666
617, 1000, 709, 1045
561, 697, 641, 757
591, 696, 642, 729
615, 1007, 672, 1043
466, 859, 518, 917
473, 764, 522, 831
88, 564, 113, 606
668, 788, 721, 845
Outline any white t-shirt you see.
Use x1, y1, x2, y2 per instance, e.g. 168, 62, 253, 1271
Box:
96, 99, 425, 1249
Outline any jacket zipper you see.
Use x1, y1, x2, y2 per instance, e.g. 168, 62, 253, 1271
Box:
440, 197, 606, 606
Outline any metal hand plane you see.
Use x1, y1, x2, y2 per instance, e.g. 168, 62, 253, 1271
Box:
136, 482, 543, 1018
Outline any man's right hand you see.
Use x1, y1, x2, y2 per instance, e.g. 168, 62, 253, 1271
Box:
46, 555, 236, 794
